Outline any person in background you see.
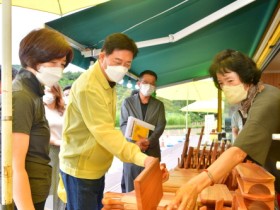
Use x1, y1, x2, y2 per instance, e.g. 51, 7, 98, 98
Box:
231, 109, 244, 142
59, 33, 167, 210
120, 88, 140, 192
120, 70, 166, 192
12, 28, 73, 210
167, 49, 280, 210
43, 84, 66, 210
62, 84, 72, 106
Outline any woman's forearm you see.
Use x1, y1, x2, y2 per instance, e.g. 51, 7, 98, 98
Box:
13, 169, 35, 210
199, 146, 247, 192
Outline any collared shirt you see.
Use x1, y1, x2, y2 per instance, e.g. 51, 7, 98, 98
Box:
59, 61, 147, 179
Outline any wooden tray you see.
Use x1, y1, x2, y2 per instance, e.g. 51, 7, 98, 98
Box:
134, 158, 163, 210
235, 163, 275, 183
236, 176, 274, 201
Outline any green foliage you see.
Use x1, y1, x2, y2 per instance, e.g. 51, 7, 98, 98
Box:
116, 84, 133, 108
59, 71, 83, 89
116, 111, 120, 127
166, 112, 186, 125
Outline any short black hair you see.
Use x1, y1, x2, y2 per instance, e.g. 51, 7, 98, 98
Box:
139, 70, 158, 81
19, 28, 73, 70
63, 85, 72, 91
101, 33, 138, 58
209, 49, 261, 89
0, 65, 18, 81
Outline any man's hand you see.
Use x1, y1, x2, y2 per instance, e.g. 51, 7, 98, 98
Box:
160, 163, 169, 183
144, 157, 169, 183
136, 137, 150, 152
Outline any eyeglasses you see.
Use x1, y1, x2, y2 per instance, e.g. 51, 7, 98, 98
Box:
140, 81, 156, 86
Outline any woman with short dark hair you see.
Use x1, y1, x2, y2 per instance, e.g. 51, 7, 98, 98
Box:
12, 28, 73, 210
168, 49, 280, 210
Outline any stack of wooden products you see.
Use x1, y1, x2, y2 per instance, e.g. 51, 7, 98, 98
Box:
102, 128, 276, 210
177, 127, 231, 170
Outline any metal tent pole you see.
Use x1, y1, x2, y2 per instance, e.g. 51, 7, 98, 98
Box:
1, 0, 14, 209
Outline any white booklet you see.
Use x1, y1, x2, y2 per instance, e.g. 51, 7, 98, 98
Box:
125, 116, 155, 141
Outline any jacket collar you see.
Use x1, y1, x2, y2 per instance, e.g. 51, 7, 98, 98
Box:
17, 68, 45, 97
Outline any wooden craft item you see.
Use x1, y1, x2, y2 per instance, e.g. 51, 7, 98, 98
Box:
204, 141, 214, 168
231, 189, 247, 210
235, 163, 275, 184
163, 169, 201, 192
178, 127, 191, 168
215, 199, 225, 210
243, 198, 273, 210
236, 176, 274, 202
184, 146, 194, 169
103, 191, 175, 210
196, 126, 205, 152
195, 127, 205, 167
199, 184, 233, 206
134, 158, 163, 210
197, 143, 207, 169
211, 142, 219, 164
199, 200, 232, 210
225, 168, 238, 191
235, 163, 275, 195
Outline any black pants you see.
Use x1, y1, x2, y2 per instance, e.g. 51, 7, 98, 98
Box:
14, 200, 46, 210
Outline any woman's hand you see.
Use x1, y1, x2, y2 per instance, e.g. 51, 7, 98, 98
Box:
167, 147, 247, 210
167, 180, 199, 210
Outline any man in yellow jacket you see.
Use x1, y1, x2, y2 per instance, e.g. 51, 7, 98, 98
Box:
59, 33, 158, 210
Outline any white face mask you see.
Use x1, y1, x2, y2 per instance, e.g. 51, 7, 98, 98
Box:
43, 93, 55, 105
222, 84, 248, 104
140, 84, 155, 97
105, 65, 128, 83
36, 66, 63, 87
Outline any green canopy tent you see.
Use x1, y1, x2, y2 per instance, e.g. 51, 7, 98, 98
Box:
45, 0, 279, 87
